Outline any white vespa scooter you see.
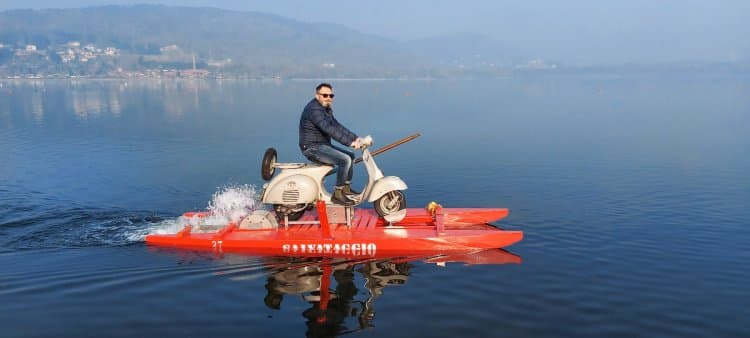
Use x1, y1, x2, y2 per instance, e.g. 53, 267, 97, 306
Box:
259, 134, 419, 224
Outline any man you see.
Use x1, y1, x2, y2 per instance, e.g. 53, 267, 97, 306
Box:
299, 83, 363, 206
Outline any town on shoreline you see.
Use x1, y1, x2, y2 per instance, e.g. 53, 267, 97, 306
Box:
0, 40, 563, 80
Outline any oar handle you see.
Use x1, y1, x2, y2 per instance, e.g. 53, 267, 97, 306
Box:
354, 133, 421, 164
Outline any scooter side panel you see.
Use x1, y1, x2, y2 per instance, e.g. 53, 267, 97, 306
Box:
262, 174, 319, 204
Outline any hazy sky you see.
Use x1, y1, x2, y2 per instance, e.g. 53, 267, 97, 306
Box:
1, 0, 748, 64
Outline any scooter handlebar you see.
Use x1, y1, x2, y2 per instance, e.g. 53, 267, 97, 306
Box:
361, 135, 374, 148
353, 132, 421, 164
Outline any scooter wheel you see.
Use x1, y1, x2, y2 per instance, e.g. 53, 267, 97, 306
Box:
261, 148, 277, 180
374, 191, 406, 217
273, 204, 307, 221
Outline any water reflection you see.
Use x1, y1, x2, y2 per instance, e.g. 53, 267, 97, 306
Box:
0, 79, 219, 122
260, 250, 520, 337
109, 89, 121, 117
31, 89, 44, 122
71, 82, 106, 118
147, 247, 521, 337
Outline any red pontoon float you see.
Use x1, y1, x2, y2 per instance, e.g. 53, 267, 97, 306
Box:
145, 201, 523, 257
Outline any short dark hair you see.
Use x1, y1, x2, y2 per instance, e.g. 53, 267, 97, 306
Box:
316, 83, 332, 92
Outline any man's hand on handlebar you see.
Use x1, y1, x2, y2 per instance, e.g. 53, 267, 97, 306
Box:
350, 135, 373, 149
350, 138, 362, 149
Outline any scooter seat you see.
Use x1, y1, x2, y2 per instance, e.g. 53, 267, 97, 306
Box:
305, 161, 336, 176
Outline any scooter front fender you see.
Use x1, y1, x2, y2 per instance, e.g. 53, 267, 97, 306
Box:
367, 176, 407, 202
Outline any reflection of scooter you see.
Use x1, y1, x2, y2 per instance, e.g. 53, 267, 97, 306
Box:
240, 250, 521, 336
263, 258, 410, 335
260, 134, 420, 223
354, 261, 411, 328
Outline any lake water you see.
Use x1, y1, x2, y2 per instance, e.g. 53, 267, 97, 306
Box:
1, 75, 748, 337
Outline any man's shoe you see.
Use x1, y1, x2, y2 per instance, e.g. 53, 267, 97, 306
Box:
332, 188, 355, 206
343, 183, 360, 196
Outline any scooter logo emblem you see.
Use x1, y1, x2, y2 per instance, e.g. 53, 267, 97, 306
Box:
286, 181, 297, 189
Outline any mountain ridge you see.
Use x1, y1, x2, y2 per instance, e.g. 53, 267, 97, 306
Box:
0, 4, 437, 77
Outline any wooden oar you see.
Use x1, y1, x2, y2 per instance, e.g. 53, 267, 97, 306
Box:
354, 133, 421, 164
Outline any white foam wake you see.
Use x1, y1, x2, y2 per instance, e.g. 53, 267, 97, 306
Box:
149, 184, 262, 235
207, 184, 261, 223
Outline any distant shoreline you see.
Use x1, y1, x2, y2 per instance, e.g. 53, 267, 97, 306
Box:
0, 76, 444, 82
1, 69, 744, 85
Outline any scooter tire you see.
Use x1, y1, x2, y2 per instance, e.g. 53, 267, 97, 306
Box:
261, 148, 277, 180
273, 204, 306, 221
287, 209, 306, 221
374, 191, 407, 217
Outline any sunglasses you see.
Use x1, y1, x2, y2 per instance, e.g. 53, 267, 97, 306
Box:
318, 93, 335, 98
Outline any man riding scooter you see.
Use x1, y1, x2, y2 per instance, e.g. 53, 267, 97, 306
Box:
299, 83, 365, 206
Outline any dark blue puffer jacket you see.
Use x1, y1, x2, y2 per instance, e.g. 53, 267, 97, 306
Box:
298, 99, 357, 150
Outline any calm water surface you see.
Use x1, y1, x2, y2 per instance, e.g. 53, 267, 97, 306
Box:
1, 75, 749, 337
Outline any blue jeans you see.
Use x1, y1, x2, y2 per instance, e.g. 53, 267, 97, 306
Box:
302, 144, 354, 187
